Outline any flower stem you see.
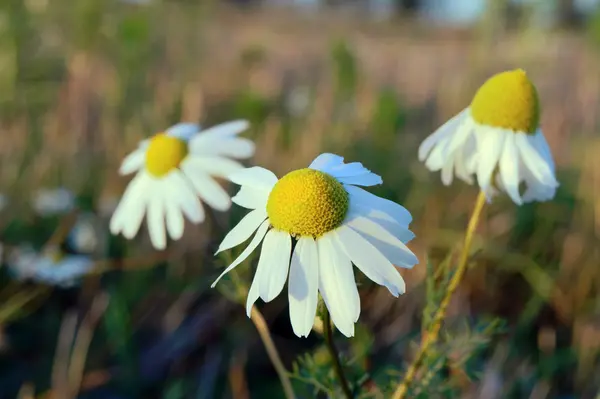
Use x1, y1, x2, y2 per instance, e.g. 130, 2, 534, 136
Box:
391, 191, 487, 399
323, 309, 353, 399
250, 308, 296, 399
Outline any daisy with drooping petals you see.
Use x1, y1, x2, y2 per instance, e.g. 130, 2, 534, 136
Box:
211, 154, 418, 338
418, 69, 559, 204
110, 121, 254, 250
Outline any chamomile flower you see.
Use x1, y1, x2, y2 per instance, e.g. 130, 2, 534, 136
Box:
33, 187, 75, 216
110, 121, 254, 250
211, 153, 418, 338
7, 245, 93, 288
418, 69, 559, 204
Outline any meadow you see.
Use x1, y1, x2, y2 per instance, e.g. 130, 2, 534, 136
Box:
0, 1, 600, 398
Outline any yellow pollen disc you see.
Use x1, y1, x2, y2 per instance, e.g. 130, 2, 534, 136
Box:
470, 69, 540, 134
266, 168, 349, 238
145, 133, 188, 177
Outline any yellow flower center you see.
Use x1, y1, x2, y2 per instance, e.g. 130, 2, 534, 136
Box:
266, 168, 349, 238
470, 69, 540, 134
145, 133, 188, 177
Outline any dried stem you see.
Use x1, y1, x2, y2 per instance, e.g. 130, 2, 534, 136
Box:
392, 191, 487, 399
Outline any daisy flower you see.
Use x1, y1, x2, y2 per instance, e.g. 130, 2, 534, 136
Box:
110, 121, 254, 250
7, 245, 94, 288
32, 187, 75, 216
418, 69, 559, 204
211, 153, 418, 338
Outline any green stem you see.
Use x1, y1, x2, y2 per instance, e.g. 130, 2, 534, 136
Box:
392, 191, 487, 399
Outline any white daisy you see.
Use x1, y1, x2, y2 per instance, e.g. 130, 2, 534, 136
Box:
211, 153, 418, 338
418, 69, 559, 204
7, 245, 93, 288
110, 120, 254, 250
32, 187, 75, 216
67, 212, 102, 254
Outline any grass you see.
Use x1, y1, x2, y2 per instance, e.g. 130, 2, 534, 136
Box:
0, 1, 600, 398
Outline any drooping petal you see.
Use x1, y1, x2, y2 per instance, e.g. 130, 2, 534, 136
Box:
475, 127, 505, 193
499, 132, 522, 205
215, 208, 268, 254
110, 172, 150, 237
257, 230, 292, 302
288, 237, 319, 338
345, 214, 418, 268
418, 109, 467, 162
147, 183, 167, 250
334, 225, 406, 296
170, 170, 205, 224
181, 159, 232, 211
211, 220, 270, 287
344, 184, 412, 227
317, 233, 360, 337
164, 175, 185, 241
515, 132, 558, 188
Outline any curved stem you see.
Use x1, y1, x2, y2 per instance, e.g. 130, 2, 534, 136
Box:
323, 309, 353, 399
250, 307, 296, 399
392, 191, 487, 399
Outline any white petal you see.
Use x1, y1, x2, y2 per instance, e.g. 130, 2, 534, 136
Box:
515, 133, 558, 188
334, 226, 405, 296
476, 128, 505, 192
288, 237, 319, 337
345, 214, 418, 268
189, 120, 250, 147
192, 138, 255, 159
166, 123, 200, 141
532, 130, 555, 172
345, 184, 412, 226
215, 209, 268, 254
170, 170, 205, 224
326, 162, 372, 178
147, 184, 167, 250
229, 167, 278, 190
211, 220, 270, 287
453, 136, 477, 184
257, 230, 292, 301
232, 185, 270, 210
439, 120, 474, 185
499, 133, 522, 205
337, 173, 382, 187
246, 274, 260, 317
182, 157, 243, 179
110, 172, 149, 237
309, 153, 344, 172
349, 201, 415, 243
164, 177, 185, 241
181, 160, 232, 211
317, 233, 360, 337
418, 109, 466, 161
119, 148, 146, 175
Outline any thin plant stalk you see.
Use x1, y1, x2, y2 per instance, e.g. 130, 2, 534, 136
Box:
249, 307, 296, 399
392, 191, 487, 399
226, 265, 296, 399
323, 309, 353, 399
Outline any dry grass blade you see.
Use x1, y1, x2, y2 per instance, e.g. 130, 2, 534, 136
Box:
67, 294, 109, 397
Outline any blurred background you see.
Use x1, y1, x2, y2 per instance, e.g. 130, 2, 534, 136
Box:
0, 0, 600, 397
